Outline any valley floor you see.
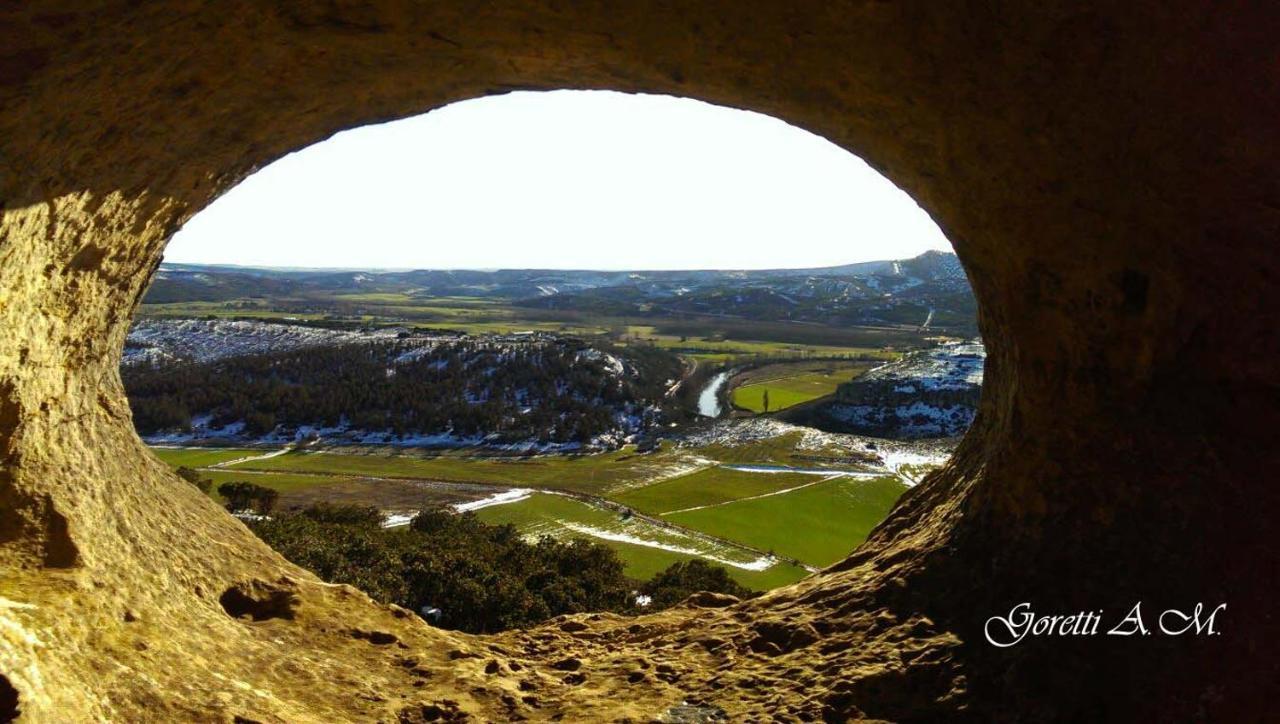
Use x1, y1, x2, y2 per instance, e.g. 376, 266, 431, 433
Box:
151, 418, 953, 591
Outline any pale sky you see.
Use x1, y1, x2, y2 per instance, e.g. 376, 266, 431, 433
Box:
165, 91, 951, 270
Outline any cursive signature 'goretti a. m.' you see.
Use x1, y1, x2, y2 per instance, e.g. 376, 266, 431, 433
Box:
984, 602, 1226, 648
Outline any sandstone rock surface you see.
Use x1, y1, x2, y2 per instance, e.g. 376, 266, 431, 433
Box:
1, 2, 1277, 721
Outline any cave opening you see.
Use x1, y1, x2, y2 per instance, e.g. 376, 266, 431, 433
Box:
117, 92, 977, 642
2, 5, 1271, 719
125, 90, 982, 625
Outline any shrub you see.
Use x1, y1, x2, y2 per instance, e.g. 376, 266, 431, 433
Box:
301, 503, 385, 526
218, 481, 278, 514
638, 559, 755, 609
175, 466, 212, 494
246, 505, 756, 634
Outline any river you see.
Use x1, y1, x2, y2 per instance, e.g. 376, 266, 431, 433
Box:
697, 371, 729, 417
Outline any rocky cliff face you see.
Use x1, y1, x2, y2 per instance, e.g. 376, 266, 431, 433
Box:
1, 2, 1277, 721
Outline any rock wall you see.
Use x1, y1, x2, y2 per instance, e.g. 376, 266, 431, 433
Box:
1, 2, 1277, 720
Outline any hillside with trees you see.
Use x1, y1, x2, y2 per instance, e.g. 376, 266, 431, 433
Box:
124, 337, 681, 446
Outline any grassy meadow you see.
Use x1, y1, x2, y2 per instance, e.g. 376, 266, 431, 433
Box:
613, 466, 817, 515
148, 446, 261, 468
475, 492, 809, 588
729, 360, 876, 413
150, 434, 915, 592
139, 293, 911, 363
227, 446, 696, 495
666, 475, 908, 567
198, 469, 351, 497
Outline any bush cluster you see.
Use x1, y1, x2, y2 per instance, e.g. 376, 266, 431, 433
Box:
219, 481, 279, 513
247, 504, 754, 633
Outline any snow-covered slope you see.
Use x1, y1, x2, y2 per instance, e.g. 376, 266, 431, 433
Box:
817, 341, 985, 438
123, 319, 408, 365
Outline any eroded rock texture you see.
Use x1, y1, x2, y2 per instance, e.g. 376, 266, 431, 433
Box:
1, 2, 1276, 721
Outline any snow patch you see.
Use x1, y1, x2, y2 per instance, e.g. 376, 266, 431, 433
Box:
559, 522, 776, 571
452, 488, 533, 513
382, 512, 418, 528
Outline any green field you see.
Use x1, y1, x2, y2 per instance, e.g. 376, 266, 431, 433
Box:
732, 385, 819, 413
476, 492, 809, 589
139, 294, 614, 337
148, 432, 917, 591
330, 292, 417, 303
148, 447, 260, 468
618, 325, 897, 361
691, 430, 854, 467
605, 538, 808, 590
667, 475, 908, 567
228, 447, 695, 495
140, 301, 333, 322
614, 466, 816, 515
730, 361, 875, 413
199, 470, 350, 501
140, 293, 910, 362
202, 469, 348, 491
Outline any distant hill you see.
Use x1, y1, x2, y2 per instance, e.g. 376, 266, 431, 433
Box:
146, 251, 977, 334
